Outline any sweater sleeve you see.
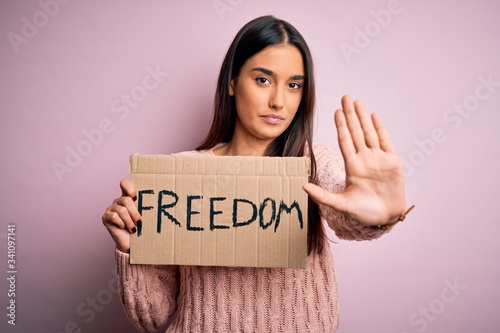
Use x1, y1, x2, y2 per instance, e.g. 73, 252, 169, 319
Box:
115, 248, 180, 333
313, 145, 389, 240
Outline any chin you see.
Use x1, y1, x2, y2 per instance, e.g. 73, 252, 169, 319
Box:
258, 133, 284, 142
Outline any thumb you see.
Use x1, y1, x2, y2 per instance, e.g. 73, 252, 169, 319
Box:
302, 183, 347, 213
120, 179, 137, 199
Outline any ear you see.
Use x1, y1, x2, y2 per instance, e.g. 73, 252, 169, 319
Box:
229, 78, 235, 96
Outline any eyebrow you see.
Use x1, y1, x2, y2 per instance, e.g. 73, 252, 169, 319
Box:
250, 67, 305, 81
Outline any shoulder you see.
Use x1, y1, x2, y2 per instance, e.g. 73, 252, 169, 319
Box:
311, 145, 346, 190
311, 145, 344, 169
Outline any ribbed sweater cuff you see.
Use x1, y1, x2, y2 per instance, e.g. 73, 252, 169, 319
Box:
115, 247, 138, 281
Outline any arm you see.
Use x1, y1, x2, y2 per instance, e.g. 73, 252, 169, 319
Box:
102, 180, 180, 332
115, 249, 180, 333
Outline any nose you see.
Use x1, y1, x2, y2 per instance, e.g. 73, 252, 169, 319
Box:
269, 86, 284, 111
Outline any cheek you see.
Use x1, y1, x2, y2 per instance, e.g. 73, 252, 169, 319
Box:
236, 85, 266, 111
287, 93, 303, 114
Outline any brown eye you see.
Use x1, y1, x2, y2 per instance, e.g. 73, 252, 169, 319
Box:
256, 77, 270, 85
289, 82, 301, 90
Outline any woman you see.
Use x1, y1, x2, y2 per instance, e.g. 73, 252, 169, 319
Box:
102, 15, 410, 332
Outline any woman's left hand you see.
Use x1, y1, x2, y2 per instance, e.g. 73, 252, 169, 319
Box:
303, 95, 407, 226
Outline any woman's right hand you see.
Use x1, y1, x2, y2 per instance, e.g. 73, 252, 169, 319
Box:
102, 179, 142, 253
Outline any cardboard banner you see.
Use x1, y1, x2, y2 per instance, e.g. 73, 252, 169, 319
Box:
129, 154, 310, 268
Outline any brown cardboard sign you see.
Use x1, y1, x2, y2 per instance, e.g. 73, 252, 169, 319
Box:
129, 154, 309, 268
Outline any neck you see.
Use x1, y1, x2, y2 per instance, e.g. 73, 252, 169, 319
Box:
214, 138, 271, 156
213, 119, 274, 156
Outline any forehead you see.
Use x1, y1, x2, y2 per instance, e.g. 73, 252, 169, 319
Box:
244, 44, 305, 75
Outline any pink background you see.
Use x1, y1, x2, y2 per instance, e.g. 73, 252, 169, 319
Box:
1, 0, 499, 332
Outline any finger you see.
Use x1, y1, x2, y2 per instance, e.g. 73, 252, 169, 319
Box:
102, 210, 125, 230
335, 109, 356, 159
106, 203, 137, 233
120, 179, 137, 199
354, 100, 379, 149
115, 196, 143, 224
302, 183, 347, 213
102, 217, 131, 253
341, 95, 366, 152
102, 211, 130, 234
372, 113, 395, 153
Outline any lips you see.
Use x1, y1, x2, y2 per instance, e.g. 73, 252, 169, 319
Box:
261, 114, 284, 125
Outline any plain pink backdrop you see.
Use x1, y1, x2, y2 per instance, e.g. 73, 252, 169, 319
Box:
1, 0, 499, 332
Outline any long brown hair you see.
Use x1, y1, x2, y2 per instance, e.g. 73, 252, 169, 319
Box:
196, 15, 325, 255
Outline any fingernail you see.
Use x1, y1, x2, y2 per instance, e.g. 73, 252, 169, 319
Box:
131, 227, 137, 234
136, 220, 142, 226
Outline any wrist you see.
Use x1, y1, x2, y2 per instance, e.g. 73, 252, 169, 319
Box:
116, 245, 130, 254
369, 205, 415, 230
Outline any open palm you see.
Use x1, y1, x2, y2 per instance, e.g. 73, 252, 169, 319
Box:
304, 95, 407, 226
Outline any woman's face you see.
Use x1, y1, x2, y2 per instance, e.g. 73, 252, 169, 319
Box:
230, 44, 305, 147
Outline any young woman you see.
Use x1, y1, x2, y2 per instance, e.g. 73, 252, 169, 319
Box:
102, 15, 409, 332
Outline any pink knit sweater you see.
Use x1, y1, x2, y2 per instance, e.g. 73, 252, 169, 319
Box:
115, 145, 387, 332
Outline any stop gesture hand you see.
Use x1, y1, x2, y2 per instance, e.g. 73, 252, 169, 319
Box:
304, 95, 408, 226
